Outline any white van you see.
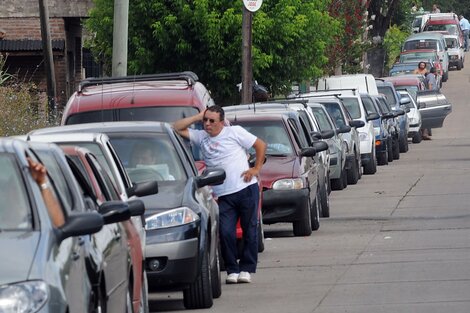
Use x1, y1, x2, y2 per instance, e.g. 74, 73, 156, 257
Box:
316, 74, 379, 96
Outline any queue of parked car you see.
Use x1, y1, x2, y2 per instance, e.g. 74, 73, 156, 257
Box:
1, 57, 454, 312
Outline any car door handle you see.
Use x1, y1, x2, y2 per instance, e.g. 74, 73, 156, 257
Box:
444, 106, 451, 110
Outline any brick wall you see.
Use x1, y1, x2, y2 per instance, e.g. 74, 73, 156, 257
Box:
0, 17, 65, 40
1, 0, 93, 18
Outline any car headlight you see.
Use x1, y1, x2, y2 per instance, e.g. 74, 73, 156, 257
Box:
272, 178, 304, 190
409, 117, 419, 124
359, 132, 369, 141
0, 281, 48, 313
145, 207, 199, 230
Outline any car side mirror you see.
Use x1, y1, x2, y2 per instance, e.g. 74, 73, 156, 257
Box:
399, 96, 411, 105
127, 199, 145, 216
366, 113, 380, 121
56, 212, 103, 243
248, 154, 267, 168
383, 112, 394, 119
350, 120, 365, 128
337, 125, 352, 133
402, 106, 411, 113
310, 131, 322, 140
128, 180, 159, 197
196, 168, 226, 188
393, 109, 406, 117
312, 141, 328, 153
98, 201, 131, 224
320, 130, 335, 139
300, 147, 316, 157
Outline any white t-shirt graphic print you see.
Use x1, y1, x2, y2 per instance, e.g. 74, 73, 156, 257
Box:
189, 126, 258, 197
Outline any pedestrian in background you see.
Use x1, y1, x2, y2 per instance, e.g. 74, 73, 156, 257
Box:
173, 105, 266, 284
413, 61, 428, 76
431, 4, 440, 13
459, 15, 470, 51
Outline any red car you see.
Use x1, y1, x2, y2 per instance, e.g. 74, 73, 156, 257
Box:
381, 75, 428, 99
423, 16, 464, 47
61, 145, 148, 313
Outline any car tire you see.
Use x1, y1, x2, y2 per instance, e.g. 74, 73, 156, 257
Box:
399, 134, 409, 153
310, 188, 321, 231
393, 138, 400, 160
183, 239, 213, 309
387, 139, 394, 162
346, 153, 359, 184
363, 147, 377, 175
292, 198, 312, 237
412, 131, 422, 144
320, 180, 330, 218
341, 166, 348, 189
210, 244, 222, 299
457, 61, 462, 70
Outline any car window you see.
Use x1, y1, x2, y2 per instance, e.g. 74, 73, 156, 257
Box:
310, 107, 334, 131
173, 131, 198, 176
323, 103, 347, 128
397, 92, 415, 109
340, 97, 362, 119
118, 106, 199, 123
109, 133, 187, 183
35, 150, 74, 213
287, 119, 306, 150
86, 153, 121, 201
233, 120, 294, 156
66, 110, 114, 125
297, 113, 314, 146
404, 39, 438, 51
0, 154, 33, 230
399, 52, 436, 63
360, 96, 378, 115
377, 98, 391, 113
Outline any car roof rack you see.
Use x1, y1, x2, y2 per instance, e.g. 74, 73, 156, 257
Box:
78, 71, 199, 92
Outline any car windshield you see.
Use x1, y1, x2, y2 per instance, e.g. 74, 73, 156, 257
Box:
400, 52, 436, 62
360, 96, 378, 115
322, 103, 347, 128
109, 133, 187, 183
340, 97, 361, 119
425, 24, 457, 35
233, 121, 294, 156
310, 107, 334, 131
403, 40, 438, 51
0, 154, 32, 230
377, 86, 397, 107
66, 110, 114, 125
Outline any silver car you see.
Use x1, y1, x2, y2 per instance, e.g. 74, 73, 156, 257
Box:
0, 138, 104, 313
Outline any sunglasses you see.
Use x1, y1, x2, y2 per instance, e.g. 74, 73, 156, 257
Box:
203, 117, 219, 124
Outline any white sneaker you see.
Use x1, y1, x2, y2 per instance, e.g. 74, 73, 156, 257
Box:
237, 271, 251, 283
226, 273, 239, 284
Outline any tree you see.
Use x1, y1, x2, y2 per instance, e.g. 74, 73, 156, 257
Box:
85, 0, 340, 104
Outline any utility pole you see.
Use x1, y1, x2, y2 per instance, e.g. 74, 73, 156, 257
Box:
241, 6, 253, 104
38, 0, 57, 122
112, 0, 129, 76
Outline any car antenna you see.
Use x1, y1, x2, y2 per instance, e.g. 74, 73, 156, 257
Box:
130, 71, 138, 105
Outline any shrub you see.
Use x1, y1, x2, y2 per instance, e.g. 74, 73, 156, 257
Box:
383, 25, 410, 73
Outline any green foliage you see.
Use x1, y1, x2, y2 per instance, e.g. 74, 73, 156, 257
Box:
0, 54, 13, 86
85, 0, 340, 104
383, 25, 410, 72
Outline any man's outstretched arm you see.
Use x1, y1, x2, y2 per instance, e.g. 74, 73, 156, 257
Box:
173, 110, 205, 139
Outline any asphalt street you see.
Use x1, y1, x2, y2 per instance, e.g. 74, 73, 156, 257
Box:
149, 60, 470, 312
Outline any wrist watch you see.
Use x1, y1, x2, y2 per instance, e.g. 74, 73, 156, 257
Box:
40, 181, 51, 190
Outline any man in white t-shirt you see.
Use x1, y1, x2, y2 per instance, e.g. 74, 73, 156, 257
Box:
173, 105, 266, 284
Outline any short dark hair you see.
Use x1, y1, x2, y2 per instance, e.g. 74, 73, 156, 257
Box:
205, 105, 225, 121
430, 67, 436, 73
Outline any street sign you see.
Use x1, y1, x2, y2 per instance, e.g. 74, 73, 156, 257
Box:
243, 0, 263, 12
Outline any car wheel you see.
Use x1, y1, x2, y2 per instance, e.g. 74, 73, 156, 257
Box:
340, 166, 348, 189
457, 61, 462, 70
387, 139, 394, 162
210, 243, 222, 299
346, 153, 359, 184
363, 147, 377, 175
412, 131, 422, 144
320, 179, 330, 218
292, 198, 312, 237
331, 162, 346, 191
310, 188, 321, 231
393, 138, 400, 160
399, 134, 408, 153
183, 238, 213, 309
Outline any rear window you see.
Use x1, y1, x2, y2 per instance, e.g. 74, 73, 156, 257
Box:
445, 37, 458, 48
424, 24, 458, 35
66, 110, 113, 125
340, 97, 361, 119
399, 52, 435, 63
118, 106, 199, 123
412, 17, 422, 28
403, 40, 438, 51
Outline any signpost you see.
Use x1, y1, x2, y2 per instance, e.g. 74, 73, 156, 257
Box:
241, 0, 262, 104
